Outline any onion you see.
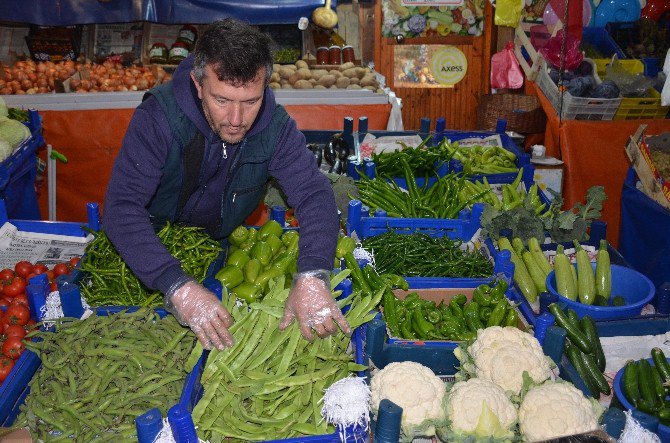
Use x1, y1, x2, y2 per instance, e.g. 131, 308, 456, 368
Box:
69, 79, 81, 90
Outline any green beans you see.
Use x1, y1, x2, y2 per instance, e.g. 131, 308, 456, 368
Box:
80, 223, 222, 306
192, 272, 380, 441
19, 310, 197, 441
361, 231, 493, 278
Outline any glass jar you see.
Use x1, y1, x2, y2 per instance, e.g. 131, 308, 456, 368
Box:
328, 45, 342, 65
316, 47, 329, 65
342, 45, 355, 64
168, 41, 189, 64
149, 42, 168, 64
177, 24, 198, 51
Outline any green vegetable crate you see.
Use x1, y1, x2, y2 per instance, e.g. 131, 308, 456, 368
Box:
365, 281, 529, 377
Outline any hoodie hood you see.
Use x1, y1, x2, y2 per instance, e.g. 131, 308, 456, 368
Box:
171, 54, 278, 143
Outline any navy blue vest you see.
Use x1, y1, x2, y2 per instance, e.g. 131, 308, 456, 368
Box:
143, 83, 289, 239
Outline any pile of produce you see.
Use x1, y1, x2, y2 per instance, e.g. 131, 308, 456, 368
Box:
0, 59, 169, 95
79, 223, 221, 307
547, 60, 620, 99
380, 280, 518, 340
442, 141, 518, 175
459, 171, 547, 214
0, 98, 32, 161
269, 60, 382, 92
358, 231, 493, 278
215, 221, 298, 302
621, 348, 670, 422
190, 272, 375, 441
16, 309, 197, 440
549, 304, 610, 399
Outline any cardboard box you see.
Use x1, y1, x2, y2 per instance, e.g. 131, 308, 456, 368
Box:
624, 124, 670, 211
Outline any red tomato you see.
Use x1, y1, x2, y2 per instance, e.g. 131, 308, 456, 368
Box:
0, 269, 14, 282
5, 305, 29, 326
2, 278, 26, 299
31, 264, 48, 275
53, 263, 69, 277
2, 337, 25, 360
10, 294, 28, 308
13, 261, 32, 279
45, 270, 55, 281
69, 257, 80, 268
25, 273, 36, 283
4, 325, 26, 340
0, 356, 14, 382
49, 281, 58, 292
0, 298, 9, 309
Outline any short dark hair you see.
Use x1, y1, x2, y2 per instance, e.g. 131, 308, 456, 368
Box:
192, 18, 275, 87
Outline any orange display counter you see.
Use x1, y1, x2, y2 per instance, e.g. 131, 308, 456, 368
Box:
530, 82, 670, 247
34, 103, 391, 223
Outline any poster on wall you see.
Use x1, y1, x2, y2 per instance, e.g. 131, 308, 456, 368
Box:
394, 44, 467, 88
382, 0, 485, 38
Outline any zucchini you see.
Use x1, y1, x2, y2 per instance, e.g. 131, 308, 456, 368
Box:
499, 237, 538, 303
623, 360, 641, 407
548, 303, 592, 354
566, 342, 600, 398
574, 240, 596, 305
512, 237, 526, 257
580, 315, 606, 372
595, 239, 611, 300
522, 250, 547, 293
554, 245, 577, 301
658, 407, 670, 426
652, 348, 670, 382
528, 237, 552, 276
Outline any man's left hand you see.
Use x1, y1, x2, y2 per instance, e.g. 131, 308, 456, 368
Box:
279, 270, 351, 341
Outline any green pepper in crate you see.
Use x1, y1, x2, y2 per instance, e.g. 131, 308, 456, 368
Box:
255, 267, 284, 291
215, 265, 244, 289
439, 316, 463, 339
243, 258, 262, 283
412, 307, 436, 339
336, 236, 356, 259
450, 299, 465, 321
400, 316, 415, 339
239, 240, 254, 254
479, 306, 492, 323
382, 289, 400, 336
426, 308, 442, 325
229, 225, 248, 246
464, 301, 483, 332
265, 234, 284, 256
487, 298, 509, 327
381, 274, 409, 291
251, 241, 272, 266
489, 280, 508, 302
281, 230, 299, 246
451, 294, 467, 306
258, 220, 283, 240
472, 284, 492, 307
233, 282, 261, 303
504, 308, 518, 327
226, 249, 250, 269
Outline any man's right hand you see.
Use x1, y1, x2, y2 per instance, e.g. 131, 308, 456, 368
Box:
167, 281, 234, 350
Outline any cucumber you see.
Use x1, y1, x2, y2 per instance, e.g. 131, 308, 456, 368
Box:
651, 365, 666, 403
638, 359, 660, 408
581, 352, 611, 395
566, 343, 600, 398
652, 348, 670, 382
623, 360, 640, 407
566, 309, 580, 328
554, 245, 577, 301
580, 315, 606, 372
548, 303, 592, 354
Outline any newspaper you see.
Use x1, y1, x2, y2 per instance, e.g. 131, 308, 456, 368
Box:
447, 134, 503, 148
0, 222, 93, 268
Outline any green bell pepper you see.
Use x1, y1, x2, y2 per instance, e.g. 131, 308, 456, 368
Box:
335, 236, 357, 259
255, 267, 284, 291
215, 265, 244, 289
243, 258, 262, 283
233, 282, 261, 303
226, 249, 250, 269
264, 233, 284, 256
281, 230, 299, 247
228, 225, 248, 246
258, 220, 283, 240
239, 240, 254, 254
251, 241, 273, 266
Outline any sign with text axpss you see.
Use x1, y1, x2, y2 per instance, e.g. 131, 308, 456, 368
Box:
431, 46, 468, 86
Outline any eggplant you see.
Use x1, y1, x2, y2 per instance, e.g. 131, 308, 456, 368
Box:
325, 133, 350, 174
306, 143, 323, 167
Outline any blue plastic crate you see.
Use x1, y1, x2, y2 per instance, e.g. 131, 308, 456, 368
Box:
582, 27, 627, 59
606, 21, 668, 78
0, 306, 173, 429
0, 110, 44, 220
165, 278, 369, 443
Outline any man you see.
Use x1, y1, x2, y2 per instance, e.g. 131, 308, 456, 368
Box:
103, 18, 349, 350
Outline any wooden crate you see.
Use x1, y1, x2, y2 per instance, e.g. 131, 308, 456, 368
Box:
624, 124, 670, 211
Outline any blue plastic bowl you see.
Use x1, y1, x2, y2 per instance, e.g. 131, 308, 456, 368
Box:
546, 263, 655, 320
613, 358, 669, 442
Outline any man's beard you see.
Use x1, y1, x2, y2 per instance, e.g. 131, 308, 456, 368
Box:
202, 102, 246, 144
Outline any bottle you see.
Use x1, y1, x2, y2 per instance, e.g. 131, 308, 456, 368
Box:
168, 41, 189, 65
176, 24, 198, 51
148, 42, 168, 64
342, 45, 355, 64
530, 145, 564, 202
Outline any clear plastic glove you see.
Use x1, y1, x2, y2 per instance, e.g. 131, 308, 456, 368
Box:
279, 270, 351, 341
165, 280, 234, 350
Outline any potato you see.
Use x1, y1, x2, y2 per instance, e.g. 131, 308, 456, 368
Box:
295, 60, 309, 70
329, 85, 338, 89
279, 66, 296, 80
376, 88, 385, 94
360, 75, 377, 88
294, 79, 313, 89
363, 86, 376, 91
355, 67, 368, 79
296, 68, 312, 80
310, 69, 329, 80
342, 68, 359, 79
335, 77, 351, 89
329, 70, 342, 78
270, 72, 281, 83
348, 77, 360, 85
346, 84, 362, 90
309, 78, 317, 85
269, 82, 281, 89
339, 62, 356, 71
273, 63, 282, 72
317, 74, 337, 87
314, 84, 327, 90
281, 83, 293, 89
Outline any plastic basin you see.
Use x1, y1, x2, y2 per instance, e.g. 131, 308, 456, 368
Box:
613, 358, 670, 442
546, 263, 655, 320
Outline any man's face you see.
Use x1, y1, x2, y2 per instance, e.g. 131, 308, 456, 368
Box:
191, 65, 265, 144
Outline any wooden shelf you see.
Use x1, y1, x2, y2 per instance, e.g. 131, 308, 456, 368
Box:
383, 35, 475, 46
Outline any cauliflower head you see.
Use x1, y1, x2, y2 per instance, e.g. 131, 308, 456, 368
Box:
468, 326, 553, 394
447, 378, 517, 439
519, 382, 601, 442
370, 361, 446, 430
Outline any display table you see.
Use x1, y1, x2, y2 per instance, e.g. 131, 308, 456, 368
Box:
3, 91, 393, 222
529, 82, 670, 247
